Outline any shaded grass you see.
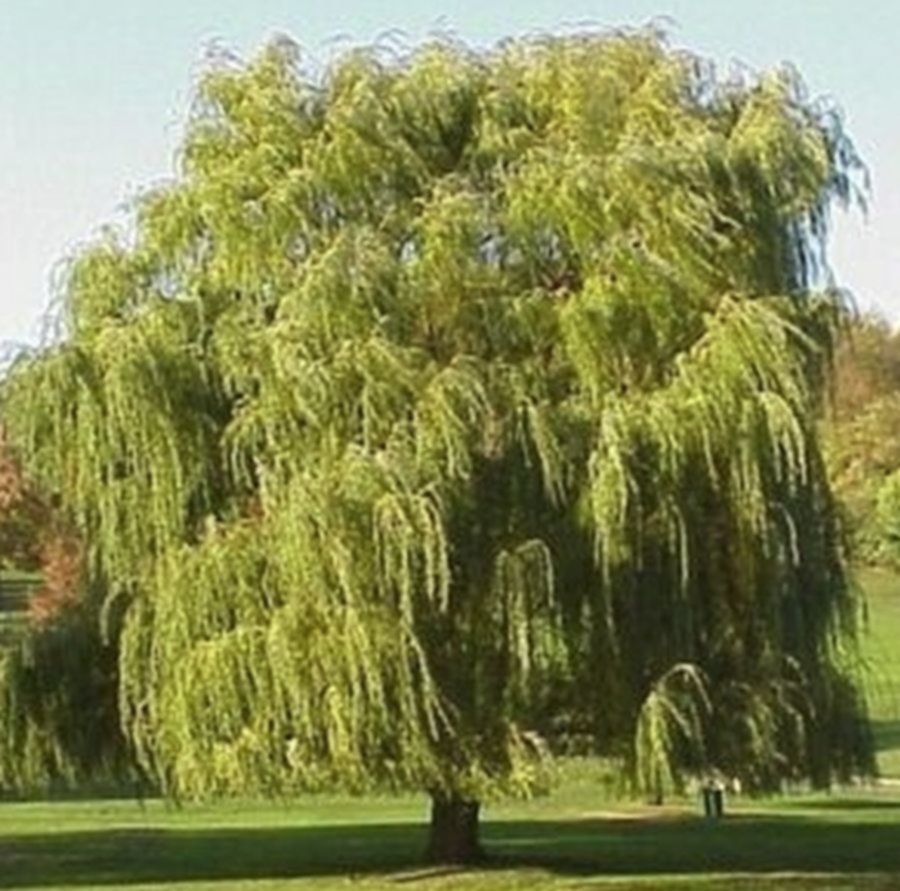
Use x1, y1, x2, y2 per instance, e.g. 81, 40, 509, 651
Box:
3, 793, 900, 890
20, 875, 900, 891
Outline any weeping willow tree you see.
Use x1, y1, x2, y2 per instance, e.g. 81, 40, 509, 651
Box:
0, 28, 872, 860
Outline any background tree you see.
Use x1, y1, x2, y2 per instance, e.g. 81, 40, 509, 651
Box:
0, 436, 46, 577
0, 438, 128, 793
0, 30, 872, 859
832, 316, 900, 418
825, 315, 900, 564
0, 437, 86, 623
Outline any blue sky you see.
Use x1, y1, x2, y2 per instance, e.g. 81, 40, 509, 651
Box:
2, 0, 898, 346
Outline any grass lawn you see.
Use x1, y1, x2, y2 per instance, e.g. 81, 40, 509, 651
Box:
857, 568, 900, 777
3, 786, 900, 890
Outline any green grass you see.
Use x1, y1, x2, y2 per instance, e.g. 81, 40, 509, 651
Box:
3, 787, 900, 890
857, 568, 900, 777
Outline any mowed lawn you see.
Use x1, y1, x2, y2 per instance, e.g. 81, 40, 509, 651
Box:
4, 785, 900, 890
858, 568, 900, 777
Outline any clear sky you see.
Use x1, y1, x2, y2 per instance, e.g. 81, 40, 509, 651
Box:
2, 0, 898, 347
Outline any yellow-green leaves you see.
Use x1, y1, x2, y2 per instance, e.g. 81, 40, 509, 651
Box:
0, 29, 870, 798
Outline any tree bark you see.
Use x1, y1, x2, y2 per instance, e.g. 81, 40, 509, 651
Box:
425, 793, 484, 864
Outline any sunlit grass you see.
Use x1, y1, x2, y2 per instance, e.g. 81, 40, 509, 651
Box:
857, 568, 900, 777
3, 786, 900, 890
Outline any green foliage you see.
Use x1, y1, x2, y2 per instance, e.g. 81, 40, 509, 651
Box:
825, 316, 900, 565
0, 601, 130, 794
634, 663, 710, 800
0, 440, 130, 793
874, 471, 900, 562
0, 29, 871, 799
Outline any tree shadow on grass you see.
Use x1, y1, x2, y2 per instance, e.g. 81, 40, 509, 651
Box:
872, 719, 900, 752
486, 813, 900, 876
4, 810, 900, 888
785, 796, 900, 811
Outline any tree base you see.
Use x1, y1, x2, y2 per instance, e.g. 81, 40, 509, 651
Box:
425, 795, 484, 864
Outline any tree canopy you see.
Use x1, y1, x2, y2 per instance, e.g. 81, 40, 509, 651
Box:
0, 28, 872, 859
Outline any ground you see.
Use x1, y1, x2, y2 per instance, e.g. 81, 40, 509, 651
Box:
3, 790, 900, 890
858, 567, 900, 778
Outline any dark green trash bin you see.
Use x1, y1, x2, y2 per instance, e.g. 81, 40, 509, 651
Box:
702, 785, 724, 819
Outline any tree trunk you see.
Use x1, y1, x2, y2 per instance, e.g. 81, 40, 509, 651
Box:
425, 793, 484, 864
